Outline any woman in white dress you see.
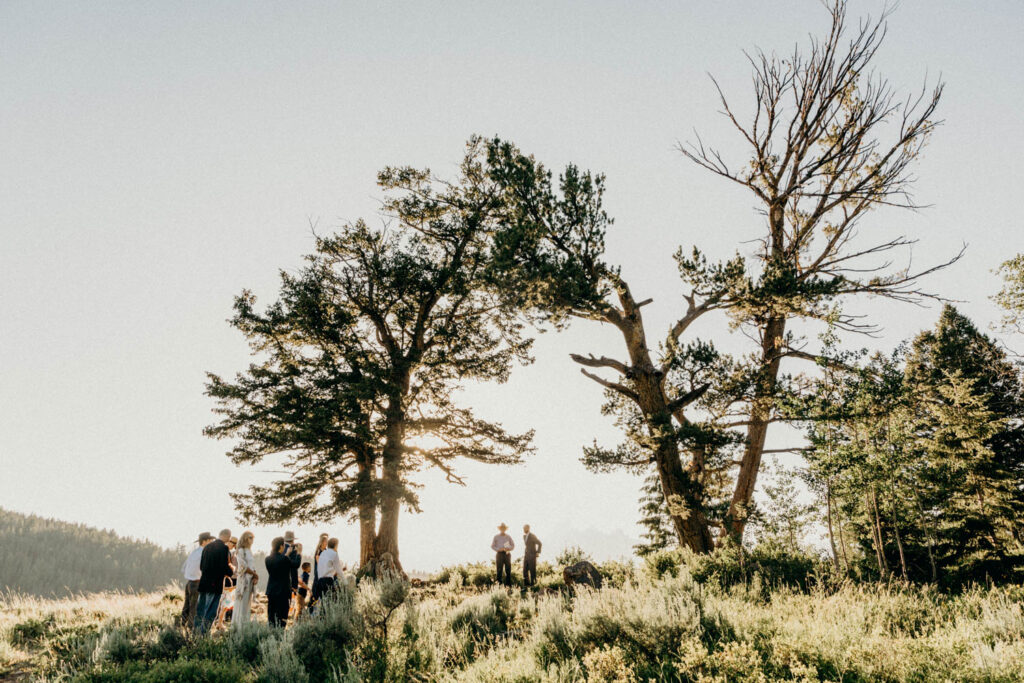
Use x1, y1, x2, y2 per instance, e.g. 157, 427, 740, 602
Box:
232, 531, 258, 626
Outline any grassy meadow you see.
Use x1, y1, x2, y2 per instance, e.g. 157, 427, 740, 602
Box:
3, 550, 1024, 682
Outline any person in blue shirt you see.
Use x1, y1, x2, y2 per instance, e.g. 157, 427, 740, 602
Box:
297, 562, 311, 614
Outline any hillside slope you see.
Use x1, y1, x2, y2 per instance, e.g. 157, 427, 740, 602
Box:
0, 508, 183, 598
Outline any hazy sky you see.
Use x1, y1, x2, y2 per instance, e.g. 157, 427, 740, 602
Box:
2, 1, 1021, 572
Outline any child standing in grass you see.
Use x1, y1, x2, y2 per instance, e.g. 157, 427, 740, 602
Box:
296, 561, 311, 615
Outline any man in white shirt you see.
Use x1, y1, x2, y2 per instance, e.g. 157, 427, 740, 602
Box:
316, 537, 345, 597
491, 523, 515, 586
180, 532, 212, 628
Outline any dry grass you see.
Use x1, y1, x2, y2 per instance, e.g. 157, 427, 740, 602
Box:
0, 585, 179, 679
4, 576, 1024, 681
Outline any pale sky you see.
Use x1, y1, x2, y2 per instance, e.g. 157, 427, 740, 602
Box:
2, 1, 1021, 573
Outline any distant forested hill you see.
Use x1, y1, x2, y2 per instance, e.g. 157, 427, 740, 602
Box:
0, 508, 184, 597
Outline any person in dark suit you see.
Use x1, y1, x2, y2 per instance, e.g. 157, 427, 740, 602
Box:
194, 529, 232, 634
522, 524, 543, 587
283, 531, 302, 596
265, 536, 298, 627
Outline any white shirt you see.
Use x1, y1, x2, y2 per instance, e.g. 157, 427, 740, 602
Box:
317, 547, 343, 579
491, 533, 514, 552
182, 546, 203, 581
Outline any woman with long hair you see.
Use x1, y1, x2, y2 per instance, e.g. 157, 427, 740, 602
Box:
310, 533, 329, 609
232, 531, 258, 626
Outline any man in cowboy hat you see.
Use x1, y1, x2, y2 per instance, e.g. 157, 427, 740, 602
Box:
180, 532, 213, 628
195, 529, 233, 634
490, 523, 515, 586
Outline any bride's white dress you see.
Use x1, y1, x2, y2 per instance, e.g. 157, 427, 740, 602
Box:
232, 547, 255, 626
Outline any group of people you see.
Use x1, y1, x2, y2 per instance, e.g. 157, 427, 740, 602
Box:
179, 522, 543, 633
491, 523, 542, 586
180, 528, 347, 633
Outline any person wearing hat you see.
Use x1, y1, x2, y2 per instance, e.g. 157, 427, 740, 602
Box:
180, 532, 212, 628
491, 523, 515, 586
195, 528, 233, 634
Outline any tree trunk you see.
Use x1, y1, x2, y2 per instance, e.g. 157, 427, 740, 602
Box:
836, 505, 850, 575
826, 480, 840, 572
356, 450, 378, 568
869, 488, 890, 579
367, 390, 408, 575
889, 491, 908, 581
654, 441, 714, 553
914, 495, 938, 583
605, 281, 715, 553
727, 314, 787, 542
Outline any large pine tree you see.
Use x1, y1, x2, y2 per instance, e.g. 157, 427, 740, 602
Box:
206, 139, 534, 573
906, 305, 1024, 583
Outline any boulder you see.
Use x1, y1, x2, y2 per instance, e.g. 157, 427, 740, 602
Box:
562, 560, 603, 589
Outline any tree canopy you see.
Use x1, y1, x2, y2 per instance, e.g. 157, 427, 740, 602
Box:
206, 139, 535, 572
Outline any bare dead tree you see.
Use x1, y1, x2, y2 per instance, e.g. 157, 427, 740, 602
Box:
680, 0, 959, 542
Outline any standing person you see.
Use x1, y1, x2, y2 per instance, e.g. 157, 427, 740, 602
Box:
522, 524, 543, 587
282, 533, 301, 615
310, 533, 328, 608
232, 531, 258, 627
265, 536, 293, 627
296, 562, 312, 614
216, 536, 239, 629
491, 523, 514, 587
194, 529, 232, 635
180, 532, 212, 628
283, 532, 301, 600
316, 538, 344, 598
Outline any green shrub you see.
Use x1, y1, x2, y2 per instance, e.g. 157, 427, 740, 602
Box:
432, 561, 512, 589
644, 548, 685, 579
222, 620, 273, 664
646, 543, 827, 595
289, 585, 364, 680
597, 559, 637, 589
531, 598, 574, 667
555, 546, 592, 567
385, 603, 434, 680
95, 627, 143, 664
11, 614, 56, 644
450, 589, 514, 640
73, 659, 248, 682
255, 632, 309, 683
582, 645, 639, 682
147, 625, 187, 660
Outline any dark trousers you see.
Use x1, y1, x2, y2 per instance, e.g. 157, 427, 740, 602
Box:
193, 592, 221, 634
523, 556, 537, 586
180, 580, 200, 628
316, 576, 337, 600
495, 551, 512, 586
267, 593, 290, 627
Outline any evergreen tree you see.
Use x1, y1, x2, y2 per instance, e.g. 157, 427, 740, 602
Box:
755, 464, 817, 552
800, 307, 1024, 585
634, 470, 677, 557
207, 139, 534, 573
905, 305, 1024, 583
